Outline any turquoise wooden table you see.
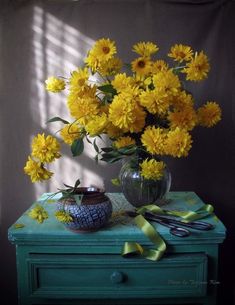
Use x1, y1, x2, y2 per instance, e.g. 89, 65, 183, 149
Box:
8, 192, 226, 305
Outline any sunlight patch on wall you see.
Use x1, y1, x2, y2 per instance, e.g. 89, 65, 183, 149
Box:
31, 4, 103, 198
31, 5, 95, 129
51, 155, 105, 191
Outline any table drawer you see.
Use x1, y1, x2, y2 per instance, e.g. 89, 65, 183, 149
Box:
28, 253, 207, 299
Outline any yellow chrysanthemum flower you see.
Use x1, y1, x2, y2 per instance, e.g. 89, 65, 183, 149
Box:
168, 44, 193, 63
151, 60, 169, 74
171, 91, 194, 110
109, 92, 146, 133
31, 133, 61, 163
85, 38, 116, 71
67, 85, 99, 116
197, 101, 222, 127
92, 38, 116, 60
143, 76, 152, 87
140, 159, 166, 180
60, 123, 82, 145
98, 57, 123, 76
105, 122, 124, 139
85, 51, 99, 72
139, 88, 169, 115
28, 204, 48, 223
131, 104, 147, 133
99, 104, 110, 115
113, 136, 136, 149
124, 85, 141, 98
24, 156, 53, 183
85, 113, 109, 137
168, 106, 197, 131
131, 57, 152, 76
165, 127, 192, 158
54, 210, 73, 223
67, 85, 97, 108
69, 68, 89, 91
45, 76, 66, 93
141, 126, 166, 155
111, 73, 135, 93
132, 41, 159, 57
108, 94, 132, 129
67, 96, 100, 125
183, 51, 210, 81
153, 70, 181, 96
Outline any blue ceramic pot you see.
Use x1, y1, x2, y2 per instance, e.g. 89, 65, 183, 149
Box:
56, 187, 112, 232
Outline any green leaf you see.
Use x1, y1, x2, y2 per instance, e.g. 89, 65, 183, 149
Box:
129, 158, 139, 169
100, 149, 125, 163
118, 145, 136, 155
73, 194, 83, 205
97, 84, 117, 96
101, 151, 120, 159
93, 139, 99, 153
94, 154, 99, 164
101, 147, 114, 153
102, 95, 113, 103
71, 139, 84, 157
100, 155, 123, 163
59, 188, 73, 195
86, 136, 92, 144
63, 183, 73, 188
73, 178, 81, 189
47, 117, 70, 124
108, 157, 123, 163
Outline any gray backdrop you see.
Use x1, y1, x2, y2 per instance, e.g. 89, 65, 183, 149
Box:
1, 0, 234, 304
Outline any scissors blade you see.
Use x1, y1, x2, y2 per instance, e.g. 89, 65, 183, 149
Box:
144, 212, 214, 231
125, 210, 190, 237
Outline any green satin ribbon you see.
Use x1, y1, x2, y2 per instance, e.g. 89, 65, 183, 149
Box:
137, 203, 214, 222
122, 214, 166, 261
122, 203, 214, 261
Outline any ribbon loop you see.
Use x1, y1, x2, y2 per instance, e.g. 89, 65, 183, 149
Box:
137, 203, 214, 222
122, 214, 166, 261
122, 202, 215, 261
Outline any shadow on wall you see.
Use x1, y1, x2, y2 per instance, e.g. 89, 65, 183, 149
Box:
1, 2, 36, 304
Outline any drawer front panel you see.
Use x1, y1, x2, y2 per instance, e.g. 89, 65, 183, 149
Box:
28, 253, 207, 299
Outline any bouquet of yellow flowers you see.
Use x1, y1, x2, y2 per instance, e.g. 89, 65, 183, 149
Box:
24, 38, 221, 190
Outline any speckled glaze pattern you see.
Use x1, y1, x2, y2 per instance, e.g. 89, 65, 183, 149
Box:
56, 199, 112, 232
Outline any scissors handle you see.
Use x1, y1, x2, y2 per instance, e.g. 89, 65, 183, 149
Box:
125, 211, 190, 237
174, 219, 214, 231
144, 213, 190, 238
170, 227, 190, 238
145, 212, 214, 231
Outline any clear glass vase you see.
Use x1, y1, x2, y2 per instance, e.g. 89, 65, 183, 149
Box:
119, 159, 171, 208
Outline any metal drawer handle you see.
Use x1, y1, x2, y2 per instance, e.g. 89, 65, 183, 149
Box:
110, 271, 125, 284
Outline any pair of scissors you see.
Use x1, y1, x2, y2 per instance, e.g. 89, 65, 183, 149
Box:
126, 210, 214, 238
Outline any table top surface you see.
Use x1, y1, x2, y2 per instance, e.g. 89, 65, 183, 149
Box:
8, 192, 226, 246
